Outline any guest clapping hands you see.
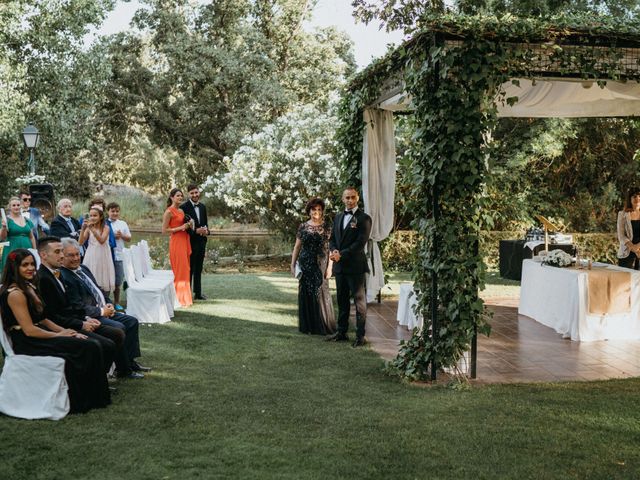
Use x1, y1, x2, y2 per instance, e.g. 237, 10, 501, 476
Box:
79, 205, 115, 295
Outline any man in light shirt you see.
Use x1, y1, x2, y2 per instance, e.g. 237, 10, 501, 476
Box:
106, 202, 131, 310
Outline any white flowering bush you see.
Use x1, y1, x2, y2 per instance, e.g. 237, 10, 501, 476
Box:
542, 249, 573, 268
15, 174, 46, 186
204, 103, 342, 238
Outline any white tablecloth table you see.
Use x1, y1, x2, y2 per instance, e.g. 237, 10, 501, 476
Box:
519, 259, 640, 341
397, 283, 422, 330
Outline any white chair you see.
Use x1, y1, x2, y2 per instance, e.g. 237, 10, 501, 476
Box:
130, 245, 177, 315
0, 324, 70, 420
122, 249, 172, 324
137, 241, 177, 310
138, 240, 174, 281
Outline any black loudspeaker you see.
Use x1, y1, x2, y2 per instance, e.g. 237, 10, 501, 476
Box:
29, 183, 55, 221
499, 240, 576, 281
499, 240, 525, 280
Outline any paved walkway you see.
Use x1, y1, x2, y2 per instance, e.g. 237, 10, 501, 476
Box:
367, 298, 640, 383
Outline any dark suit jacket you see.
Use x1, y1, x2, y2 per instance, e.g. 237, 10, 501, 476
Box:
329, 208, 372, 275
50, 214, 81, 240
60, 265, 106, 319
180, 201, 208, 247
37, 265, 85, 331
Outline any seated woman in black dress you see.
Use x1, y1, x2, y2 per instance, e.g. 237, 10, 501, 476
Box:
617, 187, 640, 270
0, 248, 110, 414
290, 198, 336, 335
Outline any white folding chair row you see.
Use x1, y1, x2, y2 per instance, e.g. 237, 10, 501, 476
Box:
122, 249, 172, 324
137, 240, 179, 309
130, 244, 178, 313
139, 240, 174, 281
0, 318, 70, 420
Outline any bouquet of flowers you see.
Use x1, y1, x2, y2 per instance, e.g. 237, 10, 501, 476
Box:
542, 249, 573, 268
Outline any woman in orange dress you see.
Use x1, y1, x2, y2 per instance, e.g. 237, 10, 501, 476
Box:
162, 188, 193, 307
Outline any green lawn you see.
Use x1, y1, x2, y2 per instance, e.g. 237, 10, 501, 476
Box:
1, 273, 638, 479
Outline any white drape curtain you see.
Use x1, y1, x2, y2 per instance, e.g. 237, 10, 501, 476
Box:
379, 79, 640, 118
362, 108, 396, 303
497, 79, 640, 117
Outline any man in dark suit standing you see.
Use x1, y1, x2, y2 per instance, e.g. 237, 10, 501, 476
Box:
59, 238, 150, 377
49, 198, 81, 241
181, 183, 209, 300
327, 187, 372, 347
36, 236, 119, 375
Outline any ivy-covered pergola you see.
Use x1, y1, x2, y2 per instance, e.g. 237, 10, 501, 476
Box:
337, 14, 640, 381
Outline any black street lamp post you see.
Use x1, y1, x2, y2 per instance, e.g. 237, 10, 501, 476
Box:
22, 122, 40, 175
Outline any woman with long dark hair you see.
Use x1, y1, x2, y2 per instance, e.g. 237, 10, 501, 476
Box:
162, 188, 193, 307
0, 248, 110, 413
617, 187, 640, 269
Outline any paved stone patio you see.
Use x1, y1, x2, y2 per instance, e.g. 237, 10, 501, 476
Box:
367, 297, 640, 383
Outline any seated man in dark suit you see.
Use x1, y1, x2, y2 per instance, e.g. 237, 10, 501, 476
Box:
49, 198, 81, 241
36, 236, 119, 375
60, 238, 151, 376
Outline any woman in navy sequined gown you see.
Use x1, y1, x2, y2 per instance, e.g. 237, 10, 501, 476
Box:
291, 198, 336, 335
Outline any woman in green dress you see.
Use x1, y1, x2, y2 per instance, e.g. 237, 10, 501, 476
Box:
0, 196, 36, 271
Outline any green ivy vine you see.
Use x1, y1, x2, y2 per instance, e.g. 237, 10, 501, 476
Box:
337, 13, 640, 381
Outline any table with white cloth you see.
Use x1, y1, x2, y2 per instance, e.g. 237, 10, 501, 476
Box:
397, 283, 422, 330
519, 259, 640, 341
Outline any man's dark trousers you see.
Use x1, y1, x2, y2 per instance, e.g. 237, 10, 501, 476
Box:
335, 273, 367, 338
190, 240, 206, 298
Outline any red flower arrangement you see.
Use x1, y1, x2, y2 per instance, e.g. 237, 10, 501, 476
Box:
7, 251, 17, 262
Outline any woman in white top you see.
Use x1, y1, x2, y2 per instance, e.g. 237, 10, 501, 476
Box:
617, 187, 640, 269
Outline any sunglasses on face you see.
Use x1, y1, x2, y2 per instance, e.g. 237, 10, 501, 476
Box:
22, 197, 31, 202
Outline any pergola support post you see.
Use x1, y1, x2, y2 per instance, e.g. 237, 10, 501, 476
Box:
471, 239, 479, 379
430, 180, 439, 381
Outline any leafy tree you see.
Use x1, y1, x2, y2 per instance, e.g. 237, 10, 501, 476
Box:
351, 0, 640, 30
0, 0, 115, 199
486, 118, 640, 232
96, 0, 356, 189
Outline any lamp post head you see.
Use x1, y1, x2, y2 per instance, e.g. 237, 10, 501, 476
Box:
22, 122, 40, 149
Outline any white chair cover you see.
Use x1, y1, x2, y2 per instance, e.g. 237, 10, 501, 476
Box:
122, 249, 172, 324
139, 240, 173, 280
131, 244, 177, 315
0, 324, 69, 420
